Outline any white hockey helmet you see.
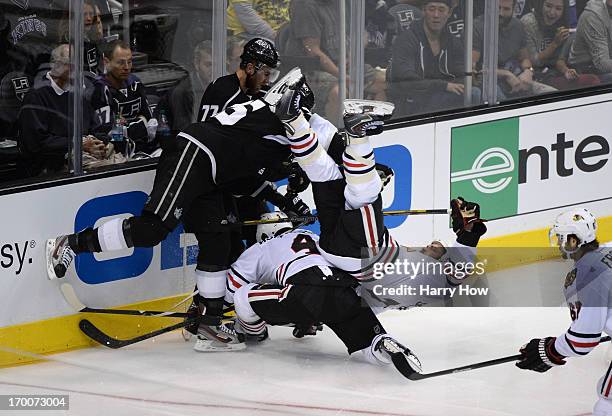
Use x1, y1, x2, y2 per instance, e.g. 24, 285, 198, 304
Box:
256, 211, 292, 243
549, 208, 597, 254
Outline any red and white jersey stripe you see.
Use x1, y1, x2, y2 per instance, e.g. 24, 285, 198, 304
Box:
224, 229, 335, 304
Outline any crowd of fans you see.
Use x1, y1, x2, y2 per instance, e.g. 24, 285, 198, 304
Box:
0, 0, 609, 183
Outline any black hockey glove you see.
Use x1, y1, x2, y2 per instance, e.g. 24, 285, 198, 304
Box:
376, 163, 394, 189
450, 197, 487, 247
343, 113, 385, 138
275, 75, 306, 124
298, 79, 315, 114
126, 118, 148, 142
280, 192, 315, 226
516, 337, 566, 373
286, 162, 311, 193
292, 323, 323, 338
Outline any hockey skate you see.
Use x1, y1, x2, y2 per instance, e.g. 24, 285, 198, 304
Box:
237, 325, 270, 343
193, 320, 246, 352
46, 235, 75, 280
375, 336, 422, 378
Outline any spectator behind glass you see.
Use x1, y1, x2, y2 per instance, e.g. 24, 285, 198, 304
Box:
388, 0, 481, 115
473, 0, 557, 100
521, 0, 600, 90
447, 0, 465, 38
227, 36, 247, 73
58, 0, 104, 76
160, 40, 213, 131
90, 40, 157, 153
365, 0, 390, 49
227, 0, 290, 42
568, 0, 612, 83
388, 0, 423, 37
0, 0, 64, 77
18, 44, 107, 177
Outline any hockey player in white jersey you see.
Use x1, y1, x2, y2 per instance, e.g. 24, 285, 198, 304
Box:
516, 208, 612, 415
220, 212, 423, 378
274, 78, 488, 309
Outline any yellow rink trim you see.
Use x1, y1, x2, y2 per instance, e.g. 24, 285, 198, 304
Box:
477, 215, 612, 272
1, 215, 611, 368
0, 295, 189, 368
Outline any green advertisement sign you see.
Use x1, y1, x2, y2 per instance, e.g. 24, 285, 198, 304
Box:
450, 118, 520, 220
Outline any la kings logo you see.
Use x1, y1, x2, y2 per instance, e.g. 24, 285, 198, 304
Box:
11, 77, 30, 101
115, 97, 142, 120
10, 14, 47, 45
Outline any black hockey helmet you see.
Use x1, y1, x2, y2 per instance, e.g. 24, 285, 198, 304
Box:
240, 38, 279, 69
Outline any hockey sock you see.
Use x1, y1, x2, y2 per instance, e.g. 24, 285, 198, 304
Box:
234, 283, 265, 335
288, 121, 342, 183
196, 269, 228, 323
308, 113, 339, 151
236, 316, 267, 336
343, 138, 381, 209
200, 298, 224, 325
68, 227, 101, 253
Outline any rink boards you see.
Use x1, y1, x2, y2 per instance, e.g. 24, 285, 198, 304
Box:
1, 93, 612, 366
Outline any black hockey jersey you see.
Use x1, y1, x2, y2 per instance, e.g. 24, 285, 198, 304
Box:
197, 73, 250, 122
179, 98, 289, 186
90, 73, 152, 139
84, 40, 101, 76
0, 0, 64, 76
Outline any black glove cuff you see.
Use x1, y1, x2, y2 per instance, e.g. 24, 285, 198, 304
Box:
260, 186, 286, 210
127, 119, 147, 141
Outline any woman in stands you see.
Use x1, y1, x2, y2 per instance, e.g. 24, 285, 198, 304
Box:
521, 0, 600, 90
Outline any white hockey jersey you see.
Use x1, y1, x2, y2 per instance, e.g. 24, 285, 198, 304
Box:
224, 229, 336, 304
360, 241, 478, 310
555, 247, 612, 358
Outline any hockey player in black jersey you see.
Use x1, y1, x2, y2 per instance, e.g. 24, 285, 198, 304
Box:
182, 38, 302, 327
46, 69, 316, 352
195, 38, 292, 247
197, 37, 280, 123
89, 40, 155, 152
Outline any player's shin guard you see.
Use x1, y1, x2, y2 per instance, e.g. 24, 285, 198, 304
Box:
343, 139, 381, 209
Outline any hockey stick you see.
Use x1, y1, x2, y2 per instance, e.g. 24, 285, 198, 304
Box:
405, 336, 612, 381
79, 318, 197, 349
60, 283, 192, 318
233, 209, 451, 227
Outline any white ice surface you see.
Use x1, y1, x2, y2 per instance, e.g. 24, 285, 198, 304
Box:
0, 260, 608, 416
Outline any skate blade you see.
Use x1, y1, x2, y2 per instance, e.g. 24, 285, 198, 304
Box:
193, 339, 246, 352
46, 239, 58, 280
